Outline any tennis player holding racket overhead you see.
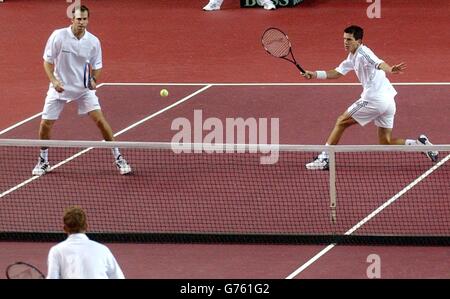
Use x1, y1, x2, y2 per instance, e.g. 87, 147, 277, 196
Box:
301, 25, 438, 170
32, 5, 131, 176
47, 206, 124, 279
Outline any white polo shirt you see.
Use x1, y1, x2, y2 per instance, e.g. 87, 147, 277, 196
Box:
335, 44, 397, 100
46, 233, 124, 279
43, 26, 102, 100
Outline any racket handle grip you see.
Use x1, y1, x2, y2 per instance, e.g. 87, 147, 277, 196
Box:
296, 64, 306, 74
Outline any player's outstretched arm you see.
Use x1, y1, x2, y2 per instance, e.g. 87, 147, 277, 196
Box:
378, 62, 407, 74
302, 69, 343, 80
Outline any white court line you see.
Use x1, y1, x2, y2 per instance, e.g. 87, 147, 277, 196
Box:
0, 85, 212, 199
0, 79, 105, 137
285, 245, 336, 279
1, 82, 449, 135
285, 153, 450, 279
0, 176, 42, 199
0, 112, 44, 136
113, 85, 211, 136
102, 82, 450, 86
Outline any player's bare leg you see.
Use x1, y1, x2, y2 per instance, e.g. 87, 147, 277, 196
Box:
377, 127, 405, 145
326, 112, 358, 145
88, 109, 132, 174
378, 127, 439, 162
88, 109, 114, 141
39, 119, 56, 140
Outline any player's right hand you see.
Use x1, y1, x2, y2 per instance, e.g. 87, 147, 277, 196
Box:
52, 79, 64, 93
302, 71, 315, 80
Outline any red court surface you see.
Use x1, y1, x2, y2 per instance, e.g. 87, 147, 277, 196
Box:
1, 0, 450, 281
1, 83, 449, 279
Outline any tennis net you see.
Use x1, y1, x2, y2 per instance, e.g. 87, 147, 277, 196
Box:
0, 139, 449, 245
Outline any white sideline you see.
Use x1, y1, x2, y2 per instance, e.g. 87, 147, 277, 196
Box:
1, 82, 448, 274
0, 85, 211, 199
286, 153, 450, 279
1, 82, 448, 136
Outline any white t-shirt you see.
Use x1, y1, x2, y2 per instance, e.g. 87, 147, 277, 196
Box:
43, 26, 102, 100
335, 44, 397, 100
47, 233, 124, 279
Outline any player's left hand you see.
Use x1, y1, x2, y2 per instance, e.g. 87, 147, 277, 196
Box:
391, 62, 406, 74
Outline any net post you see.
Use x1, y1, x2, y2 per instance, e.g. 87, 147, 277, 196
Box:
328, 147, 337, 224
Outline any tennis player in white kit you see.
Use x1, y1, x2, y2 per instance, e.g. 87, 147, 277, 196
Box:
46, 206, 125, 279
302, 25, 438, 170
32, 5, 131, 176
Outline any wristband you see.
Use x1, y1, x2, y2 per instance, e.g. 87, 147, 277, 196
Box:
316, 71, 327, 79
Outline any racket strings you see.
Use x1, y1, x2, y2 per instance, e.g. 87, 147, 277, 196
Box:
262, 29, 290, 58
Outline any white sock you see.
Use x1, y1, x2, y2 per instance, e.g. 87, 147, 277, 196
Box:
405, 139, 417, 146
112, 148, 121, 160
40, 149, 48, 162
318, 144, 330, 160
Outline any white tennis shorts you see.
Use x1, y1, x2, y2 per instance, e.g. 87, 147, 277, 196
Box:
42, 91, 101, 120
346, 97, 396, 129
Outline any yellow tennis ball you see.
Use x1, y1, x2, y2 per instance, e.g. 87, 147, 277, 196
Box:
160, 89, 169, 97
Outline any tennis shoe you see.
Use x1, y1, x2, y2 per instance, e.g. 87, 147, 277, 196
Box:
305, 156, 329, 170
115, 155, 132, 175
417, 134, 439, 162
203, 0, 222, 11
32, 157, 51, 176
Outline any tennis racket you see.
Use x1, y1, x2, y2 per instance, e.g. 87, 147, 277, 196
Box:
83, 61, 92, 89
6, 262, 45, 279
261, 27, 306, 74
